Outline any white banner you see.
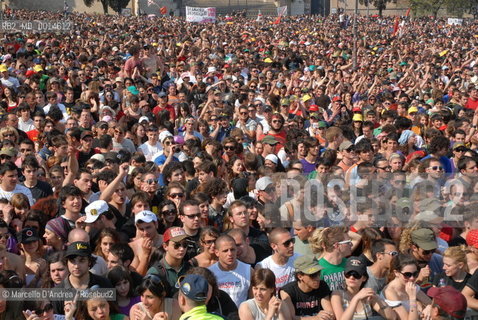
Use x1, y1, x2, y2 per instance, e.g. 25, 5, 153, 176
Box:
447, 18, 463, 25
277, 5, 287, 16
186, 6, 216, 23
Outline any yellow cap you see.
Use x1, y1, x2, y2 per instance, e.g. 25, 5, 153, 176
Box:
302, 94, 312, 102
408, 106, 418, 114
353, 114, 363, 122
0, 64, 7, 72
33, 64, 43, 72
264, 58, 273, 63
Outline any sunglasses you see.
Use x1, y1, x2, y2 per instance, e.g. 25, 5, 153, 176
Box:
169, 192, 184, 198
162, 209, 177, 216
144, 274, 165, 287
146, 179, 157, 185
224, 146, 235, 150
183, 213, 200, 219
35, 303, 53, 314
345, 271, 362, 279
202, 239, 216, 245
240, 112, 248, 115
172, 241, 189, 249
264, 186, 276, 193
377, 166, 391, 171
337, 240, 352, 245
308, 271, 321, 278
0, 233, 9, 240
429, 166, 443, 171
401, 271, 419, 279
421, 249, 435, 255
455, 148, 467, 152
282, 238, 295, 247
381, 251, 399, 256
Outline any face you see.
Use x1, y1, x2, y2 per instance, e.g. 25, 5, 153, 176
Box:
252, 283, 274, 303
115, 279, 130, 298
426, 160, 444, 179
112, 183, 126, 205
273, 232, 295, 258
443, 256, 463, 277
202, 234, 217, 255
169, 169, 185, 183
165, 239, 188, 260
232, 159, 244, 174
136, 221, 157, 239
294, 225, 310, 241
67, 256, 90, 278
100, 236, 115, 257
378, 244, 397, 266
161, 204, 177, 223
63, 195, 82, 214
215, 240, 237, 267
230, 205, 249, 228
43, 228, 61, 246
180, 205, 201, 231
1, 170, 17, 189
300, 270, 322, 289
336, 236, 353, 257
75, 172, 92, 194
141, 289, 162, 313
86, 299, 110, 320
141, 173, 158, 193
50, 261, 68, 285
396, 264, 418, 284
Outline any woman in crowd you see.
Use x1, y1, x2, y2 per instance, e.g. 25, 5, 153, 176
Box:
43, 251, 68, 288
107, 266, 140, 316
189, 227, 219, 268
94, 228, 120, 261
239, 268, 290, 320
433, 246, 471, 291
129, 274, 181, 320
381, 254, 431, 320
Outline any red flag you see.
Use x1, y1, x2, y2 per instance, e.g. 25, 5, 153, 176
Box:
273, 16, 281, 24
405, 8, 411, 17
160, 6, 167, 14
392, 17, 399, 35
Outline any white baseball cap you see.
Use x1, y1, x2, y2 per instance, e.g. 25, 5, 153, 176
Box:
84, 200, 109, 223
135, 210, 158, 224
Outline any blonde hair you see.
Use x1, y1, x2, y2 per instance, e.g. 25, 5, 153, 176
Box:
309, 226, 348, 253
444, 245, 468, 272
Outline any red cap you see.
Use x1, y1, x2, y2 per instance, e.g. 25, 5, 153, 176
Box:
427, 286, 467, 319
309, 105, 319, 112
467, 229, 478, 248
352, 107, 362, 112
25, 70, 36, 77
163, 227, 188, 243
332, 96, 342, 102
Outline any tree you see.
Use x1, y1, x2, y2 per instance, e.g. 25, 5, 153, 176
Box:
110, 0, 131, 14
82, 0, 110, 14
358, 0, 392, 16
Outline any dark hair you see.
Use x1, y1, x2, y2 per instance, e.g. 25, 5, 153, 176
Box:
107, 266, 134, 297
251, 268, 276, 292
0, 162, 17, 175
58, 185, 83, 205
136, 274, 167, 298
186, 267, 218, 299
179, 199, 200, 216
371, 238, 396, 262
109, 243, 134, 265
21, 155, 40, 171
388, 253, 418, 282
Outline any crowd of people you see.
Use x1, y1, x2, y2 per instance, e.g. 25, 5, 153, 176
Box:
0, 7, 478, 320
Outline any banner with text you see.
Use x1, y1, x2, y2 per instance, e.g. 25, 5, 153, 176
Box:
186, 6, 216, 23
447, 18, 463, 26
0, 20, 72, 32
277, 6, 287, 16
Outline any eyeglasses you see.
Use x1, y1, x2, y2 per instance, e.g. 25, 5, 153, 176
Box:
282, 238, 295, 247
455, 148, 467, 152
240, 112, 248, 115
337, 240, 352, 246
377, 166, 391, 171
345, 271, 362, 279
3, 133, 14, 137
381, 251, 398, 256
401, 271, 419, 279
172, 241, 189, 249
61, 165, 68, 170
169, 192, 184, 198
429, 166, 443, 171
183, 213, 200, 219
162, 209, 177, 216
224, 146, 235, 150
0, 233, 10, 240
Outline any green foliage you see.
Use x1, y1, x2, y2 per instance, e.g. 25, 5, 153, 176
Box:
109, 0, 131, 13
409, 0, 477, 16
358, 0, 392, 16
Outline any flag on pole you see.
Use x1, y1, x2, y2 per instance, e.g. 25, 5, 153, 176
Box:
277, 5, 287, 17
405, 8, 411, 17
273, 16, 281, 24
160, 6, 167, 14
392, 16, 400, 36
256, 10, 263, 22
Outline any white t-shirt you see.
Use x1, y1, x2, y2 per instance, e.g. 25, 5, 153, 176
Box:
256, 253, 300, 289
43, 103, 69, 123
138, 141, 163, 161
0, 184, 34, 205
209, 260, 251, 307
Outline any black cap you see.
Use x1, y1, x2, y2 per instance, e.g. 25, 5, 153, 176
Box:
18, 227, 40, 244
104, 152, 120, 163
345, 256, 367, 277
65, 241, 92, 258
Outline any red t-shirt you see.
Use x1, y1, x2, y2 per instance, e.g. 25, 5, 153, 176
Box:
466, 97, 478, 110
152, 104, 176, 121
